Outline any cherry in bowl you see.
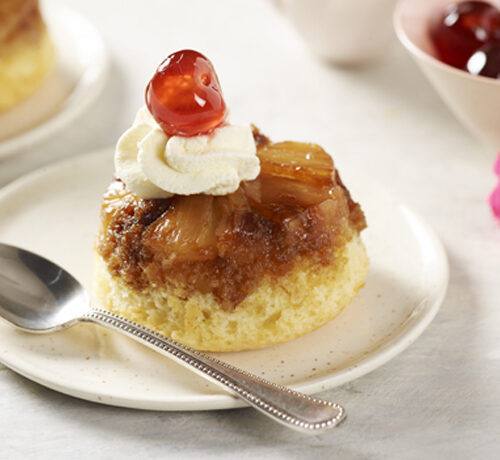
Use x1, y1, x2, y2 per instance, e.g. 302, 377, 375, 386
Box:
430, 1, 500, 70
467, 42, 500, 78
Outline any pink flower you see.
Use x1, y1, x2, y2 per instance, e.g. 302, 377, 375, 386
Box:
490, 184, 500, 220
491, 152, 500, 221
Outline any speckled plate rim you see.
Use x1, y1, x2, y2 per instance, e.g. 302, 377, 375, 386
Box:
0, 149, 449, 411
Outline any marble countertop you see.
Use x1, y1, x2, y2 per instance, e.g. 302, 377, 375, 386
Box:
0, 0, 499, 458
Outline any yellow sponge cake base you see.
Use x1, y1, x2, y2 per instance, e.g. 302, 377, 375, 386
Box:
93, 235, 369, 352
0, 29, 54, 112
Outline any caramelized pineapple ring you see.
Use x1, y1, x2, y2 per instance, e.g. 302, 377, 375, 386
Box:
96, 133, 366, 309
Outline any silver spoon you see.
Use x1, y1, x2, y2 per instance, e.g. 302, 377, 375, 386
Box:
0, 242, 346, 433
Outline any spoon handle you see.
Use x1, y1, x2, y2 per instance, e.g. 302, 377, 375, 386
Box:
83, 308, 345, 433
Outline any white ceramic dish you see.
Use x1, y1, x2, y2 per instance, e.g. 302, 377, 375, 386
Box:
0, 0, 108, 157
0, 149, 448, 410
394, 0, 500, 153
275, 0, 397, 65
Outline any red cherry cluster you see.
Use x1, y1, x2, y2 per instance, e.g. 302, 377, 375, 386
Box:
146, 50, 227, 137
430, 1, 500, 79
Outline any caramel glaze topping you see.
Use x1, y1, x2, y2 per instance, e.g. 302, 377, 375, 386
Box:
96, 129, 366, 310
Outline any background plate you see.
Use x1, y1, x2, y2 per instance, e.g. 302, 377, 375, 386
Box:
0, 149, 448, 410
0, 0, 108, 157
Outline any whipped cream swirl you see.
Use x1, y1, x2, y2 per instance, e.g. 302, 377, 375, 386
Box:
114, 107, 260, 198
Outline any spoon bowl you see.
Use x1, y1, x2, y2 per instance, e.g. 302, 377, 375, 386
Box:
0, 241, 345, 433
0, 243, 89, 332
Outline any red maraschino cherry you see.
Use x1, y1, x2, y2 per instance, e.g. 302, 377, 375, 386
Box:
145, 50, 227, 137
467, 42, 500, 78
430, 1, 500, 70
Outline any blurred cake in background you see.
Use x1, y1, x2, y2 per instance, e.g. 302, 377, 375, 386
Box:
0, 0, 54, 113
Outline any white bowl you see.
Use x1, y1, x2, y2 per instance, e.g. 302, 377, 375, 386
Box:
275, 0, 398, 65
394, 0, 500, 153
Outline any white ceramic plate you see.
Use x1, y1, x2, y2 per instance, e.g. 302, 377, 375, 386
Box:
0, 149, 448, 410
0, 0, 108, 157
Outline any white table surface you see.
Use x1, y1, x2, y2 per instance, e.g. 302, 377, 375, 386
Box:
1, 0, 499, 458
